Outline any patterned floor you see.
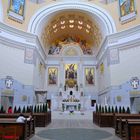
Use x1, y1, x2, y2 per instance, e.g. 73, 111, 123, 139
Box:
30, 111, 121, 140
36, 128, 112, 140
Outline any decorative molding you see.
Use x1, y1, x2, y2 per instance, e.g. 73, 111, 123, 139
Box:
61, 45, 83, 56
0, 22, 46, 63
30, 0, 44, 3
96, 25, 140, 65
107, 48, 120, 65
24, 47, 35, 64
28, 2, 116, 35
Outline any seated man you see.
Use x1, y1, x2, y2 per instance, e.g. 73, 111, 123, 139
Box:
16, 113, 32, 123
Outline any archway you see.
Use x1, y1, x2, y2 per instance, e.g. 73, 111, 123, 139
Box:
28, 2, 116, 56
28, 2, 116, 36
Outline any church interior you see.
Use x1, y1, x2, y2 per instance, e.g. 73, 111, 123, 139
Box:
0, 0, 140, 139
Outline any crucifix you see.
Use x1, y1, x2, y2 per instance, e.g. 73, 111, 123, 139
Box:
5, 79, 13, 88
131, 80, 139, 89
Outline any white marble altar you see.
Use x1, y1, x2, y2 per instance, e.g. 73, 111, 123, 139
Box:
51, 87, 91, 111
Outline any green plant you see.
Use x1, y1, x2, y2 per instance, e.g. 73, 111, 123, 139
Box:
119, 106, 122, 113
122, 107, 125, 113
22, 106, 26, 113
126, 107, 130, 114
108, 106, 111, 113
17, 106, 21, 113
101, 106, 104, 113
105, 106, 107, 113
96, 105, 98, 113
34, 105, 37, 113
0, 106, 5, 113
111, 106, 114, 113
99, 105, 101, 113
14, 106, 17, 113
37, 105, 40, 113
115, 106, 118, 113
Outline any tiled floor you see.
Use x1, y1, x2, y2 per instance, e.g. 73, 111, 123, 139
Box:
30, 111, 121, 140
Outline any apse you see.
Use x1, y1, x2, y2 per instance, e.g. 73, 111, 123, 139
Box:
28, 2, 116, 56
41, 10, 103, 56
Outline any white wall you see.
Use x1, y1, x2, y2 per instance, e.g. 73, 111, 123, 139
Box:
97, 55, 111, 92
33, 57, 46, 90
0, 44, 34, 85
110, 46, 140, 85
0, 0, 3, 22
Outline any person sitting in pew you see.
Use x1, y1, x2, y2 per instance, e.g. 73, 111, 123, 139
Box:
8, 106, 13, 114
16, 113, 32, 123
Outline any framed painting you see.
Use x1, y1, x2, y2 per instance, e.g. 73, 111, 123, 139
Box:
65, 64, 77, 88
8, 0, 25, 23
119, 0, 136, 23
85, 67, 95, 86
48, 67, 58, 85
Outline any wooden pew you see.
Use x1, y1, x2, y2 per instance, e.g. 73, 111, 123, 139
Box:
93, 112, 100, 125
0, 112, 51, 128
93, 112, 114, 127
98, 113, 114, 127
0, 118, 34, 140
0, 119, 27, 140
33, 112, 51, 127
114, 114, 140, 131
117, 119, 126, 138
125, 119, 140, 140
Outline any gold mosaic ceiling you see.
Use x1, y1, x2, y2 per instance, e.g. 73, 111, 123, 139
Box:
41, 10, 102, 55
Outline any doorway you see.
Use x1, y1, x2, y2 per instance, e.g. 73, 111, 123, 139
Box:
1, 96, 13, 112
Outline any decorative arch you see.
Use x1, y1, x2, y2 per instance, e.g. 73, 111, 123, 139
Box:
28, 2, 116, 36
0, 0, 3, 22
61, 45, 83, 56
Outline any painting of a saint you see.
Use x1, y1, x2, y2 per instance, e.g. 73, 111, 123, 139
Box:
119, 0, 136, 23
65, 64, 77, 80
8, 0, 25, 22
48, 67, 58, 85
85, 68, 94, 85
65, 64, 77, 88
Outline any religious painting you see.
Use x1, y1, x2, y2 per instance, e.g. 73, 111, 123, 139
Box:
100, 63, 104, 74
85, 67, 95, 86
65, 64, 77, 88
8, 0, 25, 23
48, 67, 58, 85
119, 0, 136, 23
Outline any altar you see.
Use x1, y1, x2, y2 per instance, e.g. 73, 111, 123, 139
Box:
51, 86, 91, 111
62, 101, 81, 111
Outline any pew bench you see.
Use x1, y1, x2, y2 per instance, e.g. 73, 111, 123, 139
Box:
0, 118, 34, 140
115, 119, 140, 139
125, 119, 140, 140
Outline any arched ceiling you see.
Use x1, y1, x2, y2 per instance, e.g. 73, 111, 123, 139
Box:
41, 10, 102, 55
28, 2, 116, 56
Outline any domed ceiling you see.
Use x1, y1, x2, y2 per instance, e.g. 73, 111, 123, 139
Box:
41, 10, 103, 56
